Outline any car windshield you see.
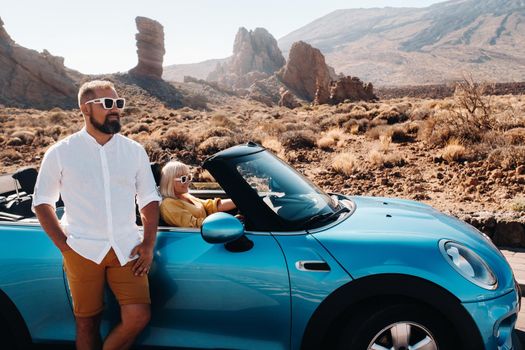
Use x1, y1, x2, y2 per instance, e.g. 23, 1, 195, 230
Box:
234, 151, 339, 223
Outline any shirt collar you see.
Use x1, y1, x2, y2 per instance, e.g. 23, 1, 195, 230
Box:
80, 127, 117, 147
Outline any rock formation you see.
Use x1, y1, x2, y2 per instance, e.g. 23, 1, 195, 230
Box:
129, 17, 165, 79
277, 41, 333, 101
0, 17, 78, 109
326, 77, 376, 104
278, 41, 376, 105
207, 27, 285, 89
278, 87, 300, 109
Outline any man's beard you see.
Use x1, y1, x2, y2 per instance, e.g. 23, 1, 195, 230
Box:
90, 113, 121, 134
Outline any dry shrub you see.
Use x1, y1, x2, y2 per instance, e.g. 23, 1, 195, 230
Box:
332, 153, 358, 176
199, 127, 234, 141
198, 136, 235, 154
280, 130, 316, 150
211, 114, 237, 129
418, 110, 455, 146
503, 128, 525, 145
160, 128, 193, 150
345, 118, 369, 134
183, 93, 208, 110
32, 136, 55, 148
259, 121, 286, 135
128, 123, 150, 134
1, 149, 23, 161
510, 197, 525, 212
198, 169, 216, 182
317, 136, 336, 150
142, 139, 168, 163
366, 125, 390, 140
326, 128, 345, 141
48, 110, 68, 124
44, 125, 64, 140
368, 149, 406, 168
409, 105, 433, 120
262, 137, 283, 154
487, 146, 525, 170
441, 140, 467, 163
390, 125, 415, 143
376, 107, 408, 125
11, 130, 35, 145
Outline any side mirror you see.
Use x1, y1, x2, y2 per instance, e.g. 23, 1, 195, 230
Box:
201, 212, 244, 244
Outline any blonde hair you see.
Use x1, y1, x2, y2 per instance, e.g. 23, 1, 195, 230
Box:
78, 80, 116, 106
160, 161, 190, 198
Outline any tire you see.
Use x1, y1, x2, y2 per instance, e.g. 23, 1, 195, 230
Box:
337, 303, 457, 350
0, 317, 18, 350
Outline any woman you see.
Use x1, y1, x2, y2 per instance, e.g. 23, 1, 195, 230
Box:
159, 160, 236, 228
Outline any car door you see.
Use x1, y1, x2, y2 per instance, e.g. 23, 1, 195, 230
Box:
141, 226, 291, 350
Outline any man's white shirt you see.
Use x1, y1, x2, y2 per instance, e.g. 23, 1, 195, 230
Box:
33, 128, 161, 265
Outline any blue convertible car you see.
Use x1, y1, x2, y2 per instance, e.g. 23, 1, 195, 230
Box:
0, 142, 521, 349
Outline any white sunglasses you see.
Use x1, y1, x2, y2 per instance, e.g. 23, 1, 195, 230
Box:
85, 97, 126, 110
175, 174, 193, 184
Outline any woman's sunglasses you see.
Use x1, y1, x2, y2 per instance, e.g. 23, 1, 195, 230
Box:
85, 97, 126, 110
175, 174, 193, 184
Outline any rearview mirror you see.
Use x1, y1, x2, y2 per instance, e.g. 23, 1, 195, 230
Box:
201, 212, 244, 244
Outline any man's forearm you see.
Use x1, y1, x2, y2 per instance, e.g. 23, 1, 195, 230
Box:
140, 201, 159, 247
34, 204, 69, 251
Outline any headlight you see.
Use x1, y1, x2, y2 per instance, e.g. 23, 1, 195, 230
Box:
439, 241, 498, 290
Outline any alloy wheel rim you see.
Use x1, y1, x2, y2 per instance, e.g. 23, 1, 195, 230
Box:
367, 321, 437, 350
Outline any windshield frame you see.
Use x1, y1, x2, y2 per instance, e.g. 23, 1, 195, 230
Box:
203, 144, 341, 232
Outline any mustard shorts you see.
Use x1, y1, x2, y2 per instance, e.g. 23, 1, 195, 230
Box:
62, 248, 150, 317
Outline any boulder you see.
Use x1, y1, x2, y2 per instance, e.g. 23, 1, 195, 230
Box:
0, 17, 78, 109
129, 17, 165, 80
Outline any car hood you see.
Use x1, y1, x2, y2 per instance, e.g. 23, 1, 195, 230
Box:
310, 196, 515, 301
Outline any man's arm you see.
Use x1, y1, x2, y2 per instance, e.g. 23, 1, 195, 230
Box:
130, 201, 159, 276
34, 204, 69, 252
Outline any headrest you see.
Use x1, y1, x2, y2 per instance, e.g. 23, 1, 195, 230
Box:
12, 167, 38, 195
150, 163, 162, 187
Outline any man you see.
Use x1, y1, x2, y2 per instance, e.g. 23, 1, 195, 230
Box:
33, 80, 161, 350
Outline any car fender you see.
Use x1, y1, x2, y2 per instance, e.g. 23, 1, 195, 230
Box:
300, 273, 483, 350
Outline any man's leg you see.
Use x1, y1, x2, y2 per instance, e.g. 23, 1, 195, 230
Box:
103, 304, 150, 350
76, 313, 102, 350
63, 249, 106, 350
104, 250, 151, 349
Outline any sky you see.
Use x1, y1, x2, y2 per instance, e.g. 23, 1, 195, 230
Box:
2, 0, 445, 74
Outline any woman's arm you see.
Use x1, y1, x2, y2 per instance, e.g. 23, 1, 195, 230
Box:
160, 199, 205, 228
217, 199, 236, 212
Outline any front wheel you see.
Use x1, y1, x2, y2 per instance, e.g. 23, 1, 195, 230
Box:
337, 303, 457, 350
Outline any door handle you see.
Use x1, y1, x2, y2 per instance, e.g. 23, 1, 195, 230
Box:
295, 260, 331, 272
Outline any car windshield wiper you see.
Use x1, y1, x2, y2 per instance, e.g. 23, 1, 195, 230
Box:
302, 205, 350, 229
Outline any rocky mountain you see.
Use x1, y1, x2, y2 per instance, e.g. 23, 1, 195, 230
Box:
277, 0, 525, 86
0, 17, 79, 109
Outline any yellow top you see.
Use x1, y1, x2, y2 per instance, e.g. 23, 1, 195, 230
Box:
160, 196, 221, 228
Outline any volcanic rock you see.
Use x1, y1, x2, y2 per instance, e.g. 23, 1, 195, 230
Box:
329, 76, 376, 104
0, 17, 78, 109
207, 27, 285, 89
129, 17, 165, 80
277, 41, 332, 102
278, 88, 300, 109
